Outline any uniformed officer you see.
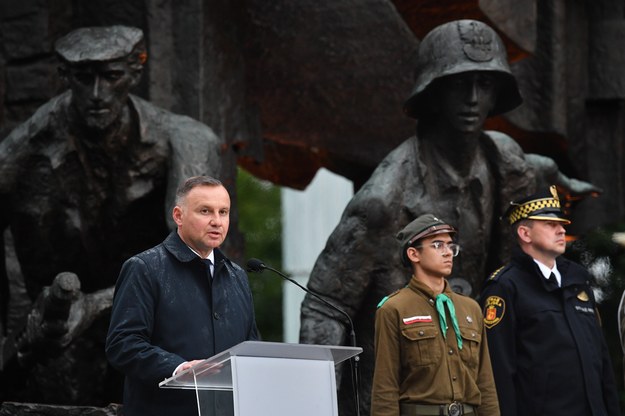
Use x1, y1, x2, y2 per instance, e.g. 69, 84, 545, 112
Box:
371, 214, 499, 416
480, 186, 620, 416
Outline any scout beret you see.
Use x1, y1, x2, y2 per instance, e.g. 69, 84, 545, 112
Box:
505, 185, 571, 225
397, 214, 456, 266
55, 25, 145, 64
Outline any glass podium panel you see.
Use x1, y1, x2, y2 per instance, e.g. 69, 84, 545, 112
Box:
232, 355, 336, 416
159, 341, 362, 416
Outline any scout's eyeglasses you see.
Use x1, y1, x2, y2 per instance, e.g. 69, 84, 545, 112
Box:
414, 241, 460, 257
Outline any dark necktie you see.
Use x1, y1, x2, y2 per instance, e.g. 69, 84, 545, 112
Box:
201, 258, 213, 281
548, 272, 559, 288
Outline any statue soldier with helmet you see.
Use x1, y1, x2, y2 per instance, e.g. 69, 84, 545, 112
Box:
0, 25, 221, 405
299, 19, 600, 416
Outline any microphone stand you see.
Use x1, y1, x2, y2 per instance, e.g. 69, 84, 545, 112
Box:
249, 261, 361, 416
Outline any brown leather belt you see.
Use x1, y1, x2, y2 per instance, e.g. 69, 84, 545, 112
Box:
400, 402, 476, 416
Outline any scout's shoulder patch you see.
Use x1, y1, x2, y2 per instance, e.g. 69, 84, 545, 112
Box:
483, 295, 505, 328
377, 289, 401, 308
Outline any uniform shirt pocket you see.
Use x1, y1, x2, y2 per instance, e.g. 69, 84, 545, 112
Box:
401, 324, 441, 366
458, 324, 481, 370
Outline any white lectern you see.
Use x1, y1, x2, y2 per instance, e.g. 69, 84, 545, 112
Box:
159, 340, 362, 416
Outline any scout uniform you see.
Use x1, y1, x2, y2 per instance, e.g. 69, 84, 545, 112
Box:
371, 215, 500, 416
480, 186, 620, 416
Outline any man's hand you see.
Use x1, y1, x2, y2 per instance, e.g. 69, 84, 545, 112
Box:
176, 360, 206, 374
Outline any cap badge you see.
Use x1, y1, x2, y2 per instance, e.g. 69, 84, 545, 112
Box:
550, 185, 559, 201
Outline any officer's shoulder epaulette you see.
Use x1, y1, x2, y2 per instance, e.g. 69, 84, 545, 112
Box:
486, 264, 512, 282
377, 289, 402, 309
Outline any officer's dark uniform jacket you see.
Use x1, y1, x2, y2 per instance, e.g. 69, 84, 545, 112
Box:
480, 247, 620, 416
106, 231, 259, 416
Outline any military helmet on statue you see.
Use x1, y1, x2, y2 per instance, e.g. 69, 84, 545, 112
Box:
403, 19, 522, 119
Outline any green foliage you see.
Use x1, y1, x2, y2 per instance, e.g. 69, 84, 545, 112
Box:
237, 167, 283, 341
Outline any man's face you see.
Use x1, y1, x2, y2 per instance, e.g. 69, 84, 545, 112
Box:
66, 60, 137, 130
173, 185, 231, 258
520, 220, 567, 258
434, 71, 499, 134
408, 233, 455, 278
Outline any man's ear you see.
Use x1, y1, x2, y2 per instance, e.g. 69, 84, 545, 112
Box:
516, 225, 531, 244
406, 246, 420, 264
172, 206, 183, 226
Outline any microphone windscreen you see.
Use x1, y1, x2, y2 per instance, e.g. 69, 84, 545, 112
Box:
246, 258, 266, 272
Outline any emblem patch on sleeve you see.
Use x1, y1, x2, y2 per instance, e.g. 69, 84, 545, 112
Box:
484, 296, 505, 328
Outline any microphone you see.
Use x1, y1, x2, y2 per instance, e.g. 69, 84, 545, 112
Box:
246, 258, 356, 347
246, 258, 361, 416
246, 258, 267, 273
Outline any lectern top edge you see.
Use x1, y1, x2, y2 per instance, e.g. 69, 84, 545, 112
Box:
159, 340, 362, 388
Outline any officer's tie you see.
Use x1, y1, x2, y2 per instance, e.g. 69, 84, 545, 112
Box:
435, 293, 463, 350
548, 272, 559, 288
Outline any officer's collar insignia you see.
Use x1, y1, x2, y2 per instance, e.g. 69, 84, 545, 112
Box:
577, 291, 589, 302
483, 296, 505, 328
458, 20, 494, 62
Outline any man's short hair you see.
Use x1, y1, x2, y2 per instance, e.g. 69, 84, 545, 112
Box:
175, 176, 223, 205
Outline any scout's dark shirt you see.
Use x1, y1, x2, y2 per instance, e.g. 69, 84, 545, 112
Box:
480, 248, 620, 416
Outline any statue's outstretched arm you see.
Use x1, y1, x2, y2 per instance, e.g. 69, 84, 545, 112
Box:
525, 153, 602, 197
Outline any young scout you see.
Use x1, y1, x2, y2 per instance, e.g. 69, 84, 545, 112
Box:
371, 214, 499, 416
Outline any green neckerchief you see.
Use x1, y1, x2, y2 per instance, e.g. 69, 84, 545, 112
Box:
435, 293, 463, 350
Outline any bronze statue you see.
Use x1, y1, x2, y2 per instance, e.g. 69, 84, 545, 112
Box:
615, 232, 625, 387
0, 25, 221, 405
299, 20, 600, 416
